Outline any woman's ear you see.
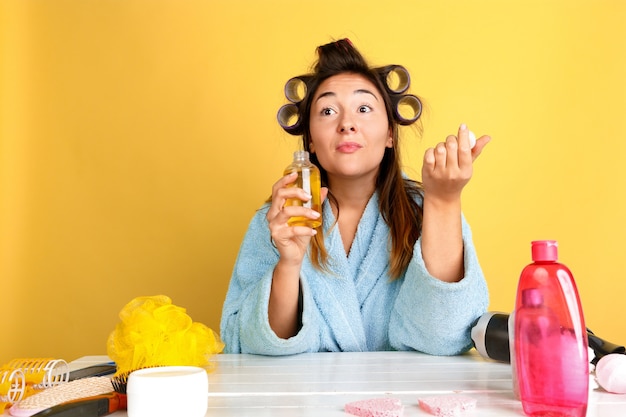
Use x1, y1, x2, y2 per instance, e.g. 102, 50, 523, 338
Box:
386, 130, 393, 148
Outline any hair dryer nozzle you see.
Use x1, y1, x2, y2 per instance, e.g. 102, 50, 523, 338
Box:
472, 311, 626, 365
471, 312, 511, 363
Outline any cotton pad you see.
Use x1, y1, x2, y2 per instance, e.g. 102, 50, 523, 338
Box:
468, 131, 476, 149
595, 353, 626, 394
417, 395, 477, 417
344, 397, 404, 417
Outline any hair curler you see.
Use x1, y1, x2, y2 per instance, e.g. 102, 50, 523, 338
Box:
3, 359, 69, 389
277, 103, 303, 135
0, 369, 26, 413
1, 358, 69, 413
392, 94, 422, 125
471, 311, 625, 365
376, 65, 411, 94
284, 76, 310, 104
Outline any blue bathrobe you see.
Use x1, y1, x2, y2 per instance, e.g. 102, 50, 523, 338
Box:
220, 192, 489, 355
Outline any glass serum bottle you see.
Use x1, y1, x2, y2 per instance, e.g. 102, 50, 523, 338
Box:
283, 151, 321, 228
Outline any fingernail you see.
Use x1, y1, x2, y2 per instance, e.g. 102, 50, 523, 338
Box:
312, 211, 321, 218
460, 123, 467, 131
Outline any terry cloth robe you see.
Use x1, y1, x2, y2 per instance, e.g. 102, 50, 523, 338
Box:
220, 192, 489, 356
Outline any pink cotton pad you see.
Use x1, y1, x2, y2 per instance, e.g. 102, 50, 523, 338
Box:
418, 395, 477, 417
345, 397, 404, 417
595, 353, 626, 394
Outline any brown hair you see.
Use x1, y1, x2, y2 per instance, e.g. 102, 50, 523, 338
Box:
285, 39, 424, 279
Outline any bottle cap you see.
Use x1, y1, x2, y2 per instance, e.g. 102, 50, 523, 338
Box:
293, 150, 309, 161
531, 240, 558, 262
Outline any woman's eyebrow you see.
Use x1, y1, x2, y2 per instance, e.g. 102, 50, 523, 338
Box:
315, 89, 379, 102
355, 89, 379, 100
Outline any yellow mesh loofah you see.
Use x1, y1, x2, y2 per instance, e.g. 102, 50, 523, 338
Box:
106, 295, 224, 377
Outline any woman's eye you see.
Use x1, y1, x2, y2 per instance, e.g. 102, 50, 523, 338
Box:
358, 105, 372, 113
321, 107, 336, 116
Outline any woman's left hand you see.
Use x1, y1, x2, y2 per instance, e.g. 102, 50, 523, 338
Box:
421, 123, 490, 203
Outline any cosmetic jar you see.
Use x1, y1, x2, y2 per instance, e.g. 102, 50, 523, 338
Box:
126, 366, 208, 417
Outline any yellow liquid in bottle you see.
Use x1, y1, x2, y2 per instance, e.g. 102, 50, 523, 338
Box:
283, 152, 322, 228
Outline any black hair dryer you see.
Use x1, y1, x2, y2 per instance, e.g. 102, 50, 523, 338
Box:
471, 311, 626, 365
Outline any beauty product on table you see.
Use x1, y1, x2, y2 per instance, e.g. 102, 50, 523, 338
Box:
126, 366, 208, 417
513, 240, 589, 417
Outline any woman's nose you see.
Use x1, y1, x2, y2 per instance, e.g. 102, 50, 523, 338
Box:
339, 116, 357, 133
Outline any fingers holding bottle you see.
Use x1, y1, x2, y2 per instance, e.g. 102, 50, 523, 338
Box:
268, 175, 322, 228
266, 170, 322, 262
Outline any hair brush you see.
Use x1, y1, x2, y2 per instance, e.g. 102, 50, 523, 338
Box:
8, 377, 120, 417
14, 367, 159, 417
27, 392, 123, 417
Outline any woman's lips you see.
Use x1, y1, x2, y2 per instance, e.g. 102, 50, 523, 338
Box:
336, 142, 362, 153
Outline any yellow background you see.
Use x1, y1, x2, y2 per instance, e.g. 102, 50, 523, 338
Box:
1, 0, 625, 363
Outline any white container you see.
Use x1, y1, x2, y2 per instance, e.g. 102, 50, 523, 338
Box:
126, 366, 208, 417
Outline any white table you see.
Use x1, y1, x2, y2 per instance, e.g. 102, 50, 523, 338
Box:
6, 351, 626, 416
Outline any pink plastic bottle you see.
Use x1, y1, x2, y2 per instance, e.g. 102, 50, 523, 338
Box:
513, 240, 589, 417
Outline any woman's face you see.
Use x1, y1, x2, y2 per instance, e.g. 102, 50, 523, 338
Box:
309, 73, 392, 183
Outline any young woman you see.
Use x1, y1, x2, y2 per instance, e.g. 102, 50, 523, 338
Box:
220, 39, 490, 355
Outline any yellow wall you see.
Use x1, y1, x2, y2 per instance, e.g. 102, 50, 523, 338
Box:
1, 0, 625, 363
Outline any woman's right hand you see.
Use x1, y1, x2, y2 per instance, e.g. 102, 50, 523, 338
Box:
267, 172, 326, 339
266, 172, 325, 266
